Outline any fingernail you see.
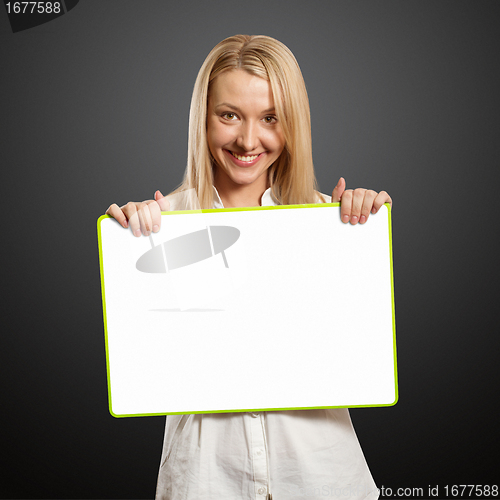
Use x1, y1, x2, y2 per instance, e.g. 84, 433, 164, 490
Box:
123, 220, 128, 228
351, 215, 358, 224
336, 178, 342, 188
360, 215, 366, 224
342, 215, 349, 223
372, 208, 377, 214
133, 229, 141, 237
153, 224, 160, 233
144, 230, 151, 237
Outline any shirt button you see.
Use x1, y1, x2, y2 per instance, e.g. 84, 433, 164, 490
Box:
256, 450, 262, 456
250, 412, 260, 418
257, 487, 266, 495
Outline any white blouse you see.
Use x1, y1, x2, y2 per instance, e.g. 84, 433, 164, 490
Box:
155, 187, 379, 500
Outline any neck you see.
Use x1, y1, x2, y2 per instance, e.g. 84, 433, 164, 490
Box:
214, 171, 269, 208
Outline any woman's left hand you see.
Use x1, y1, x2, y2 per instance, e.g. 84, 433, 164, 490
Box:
331, 177, 392, 225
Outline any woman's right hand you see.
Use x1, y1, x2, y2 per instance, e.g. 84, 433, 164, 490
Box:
105, 190, 170, 237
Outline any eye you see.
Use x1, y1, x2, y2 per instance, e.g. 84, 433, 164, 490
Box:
221, 112, 238, 121
263, 115, 278, 124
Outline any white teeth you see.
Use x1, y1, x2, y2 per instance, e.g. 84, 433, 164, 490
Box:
230, 151, 259, 162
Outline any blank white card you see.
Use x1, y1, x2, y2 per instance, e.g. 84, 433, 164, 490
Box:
97, 204, 397, 417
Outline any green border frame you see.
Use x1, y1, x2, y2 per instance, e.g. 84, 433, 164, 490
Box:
97, 203, 397, 417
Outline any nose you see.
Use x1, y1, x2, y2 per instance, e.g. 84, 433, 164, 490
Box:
236, 121, 258, 152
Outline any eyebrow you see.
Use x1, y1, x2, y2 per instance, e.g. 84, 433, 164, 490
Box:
215, 103, 276, 114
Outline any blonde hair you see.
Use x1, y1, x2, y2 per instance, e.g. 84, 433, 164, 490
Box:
174, 34, 323, 208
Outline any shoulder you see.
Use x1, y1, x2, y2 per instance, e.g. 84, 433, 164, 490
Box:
164, 190, 203, 211
317, 192, 332, 203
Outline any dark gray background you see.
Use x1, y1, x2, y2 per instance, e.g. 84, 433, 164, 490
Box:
1, 1, 499, 498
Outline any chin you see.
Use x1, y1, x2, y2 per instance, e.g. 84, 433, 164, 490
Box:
228, 171, 262, 187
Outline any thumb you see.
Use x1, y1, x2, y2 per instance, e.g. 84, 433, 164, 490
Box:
154, 190, 170, 211
331, 177, 345, 203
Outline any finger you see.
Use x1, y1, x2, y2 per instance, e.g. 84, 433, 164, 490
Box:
121, 202, 141, 237
106, 203, 129, 228
350, 188, 366, 225
145, 199, 162, 233
331, 177, 345, 203
154, 190, 171, 212
372, 191, 392, 214
136, 202, 154, 236
340, 189, 353, 223
359, 190, 377, 224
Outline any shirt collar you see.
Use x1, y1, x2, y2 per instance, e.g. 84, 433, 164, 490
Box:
212, 186, 278, 208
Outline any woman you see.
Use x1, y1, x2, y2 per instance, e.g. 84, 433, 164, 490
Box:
107, 35, 390, 500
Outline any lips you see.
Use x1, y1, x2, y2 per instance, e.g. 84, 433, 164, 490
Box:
224, 149, 263, 167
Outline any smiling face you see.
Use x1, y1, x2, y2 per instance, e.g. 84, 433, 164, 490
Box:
207, 69, 286, 203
